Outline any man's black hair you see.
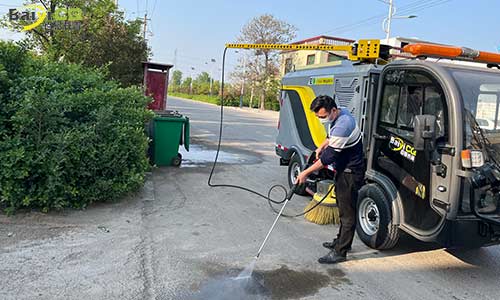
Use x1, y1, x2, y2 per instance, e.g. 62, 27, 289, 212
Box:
310, 95, 338, 113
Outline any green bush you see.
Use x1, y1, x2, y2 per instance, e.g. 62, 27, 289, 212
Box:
0, 42, 153, 213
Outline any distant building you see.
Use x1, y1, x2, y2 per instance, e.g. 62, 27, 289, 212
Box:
381, 36, 441, 59
280, 35, 355, 76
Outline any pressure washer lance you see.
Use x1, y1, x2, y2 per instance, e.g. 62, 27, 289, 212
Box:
255, 184, 298, 259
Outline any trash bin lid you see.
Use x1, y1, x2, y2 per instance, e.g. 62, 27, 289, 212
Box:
154, 115, 188, 122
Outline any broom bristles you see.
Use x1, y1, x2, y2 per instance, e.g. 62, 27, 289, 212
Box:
304, 200, 340, 225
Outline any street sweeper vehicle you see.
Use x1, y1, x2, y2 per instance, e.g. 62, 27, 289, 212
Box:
272, 40, 500, 250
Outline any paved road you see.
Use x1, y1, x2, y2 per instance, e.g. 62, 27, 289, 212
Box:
1, 96, 500, 299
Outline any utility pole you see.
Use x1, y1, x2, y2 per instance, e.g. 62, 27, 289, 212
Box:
143, 13, 149, 41
382, 0, 416, 42
385, 0, 394, 41
173, 49, 178, 69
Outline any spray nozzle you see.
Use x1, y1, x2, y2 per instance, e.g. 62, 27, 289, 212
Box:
286, 184, 300, 200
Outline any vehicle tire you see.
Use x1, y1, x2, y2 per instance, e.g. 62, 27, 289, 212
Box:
287, 153, 308, 196
356, 183, 400, 250
171, 153, 182, 167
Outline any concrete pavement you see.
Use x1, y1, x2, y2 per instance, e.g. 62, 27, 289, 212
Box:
1, 96, 500, 299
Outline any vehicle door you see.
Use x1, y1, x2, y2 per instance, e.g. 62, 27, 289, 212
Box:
372, 68, 449, 231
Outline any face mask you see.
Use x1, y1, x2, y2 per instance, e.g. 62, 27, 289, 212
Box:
319, 109, 335, 124
319, 118, 331, 124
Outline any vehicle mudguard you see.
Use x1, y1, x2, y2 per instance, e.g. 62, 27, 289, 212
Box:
287, 145, 308, 167
365, 169, 403, 225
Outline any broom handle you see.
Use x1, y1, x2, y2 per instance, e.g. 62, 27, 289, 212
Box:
256, 198, 290, 258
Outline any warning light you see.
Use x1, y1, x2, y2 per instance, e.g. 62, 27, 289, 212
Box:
403, 43, 500, 64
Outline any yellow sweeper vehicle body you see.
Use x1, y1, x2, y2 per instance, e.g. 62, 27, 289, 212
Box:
227, 40, 500, 250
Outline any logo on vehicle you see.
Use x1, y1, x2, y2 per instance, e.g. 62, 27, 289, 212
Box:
389, 136, 416, 162
8, 3, 83, 31
308, 76, 334, 85
415, 183, 426, 199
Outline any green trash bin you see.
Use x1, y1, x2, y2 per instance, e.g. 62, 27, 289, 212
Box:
151, 113, 190, 167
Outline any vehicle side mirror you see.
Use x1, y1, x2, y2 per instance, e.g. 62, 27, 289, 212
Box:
414, 115, 437, 151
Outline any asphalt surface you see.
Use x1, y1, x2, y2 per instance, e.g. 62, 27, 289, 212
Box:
1, 96, 500, 299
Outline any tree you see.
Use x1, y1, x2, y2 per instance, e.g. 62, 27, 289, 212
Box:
195, 71, 211, 84
193, 72, 211, 95
171, 70, 182, 91
0, 41, 153, 213
181, 77, 192, 94
235, 14, 297, 109
3, 0, 149, 86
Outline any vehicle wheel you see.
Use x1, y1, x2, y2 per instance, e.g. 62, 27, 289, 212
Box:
287, 153, 308, 196
171, 153, 182, 167
356, 183, 400, 250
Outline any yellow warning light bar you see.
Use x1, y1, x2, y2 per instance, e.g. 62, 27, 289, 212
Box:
225, 39, 381, 61
225, 43, 352, 52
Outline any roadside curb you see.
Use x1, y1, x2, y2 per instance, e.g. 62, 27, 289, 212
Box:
168, 95, 279, 118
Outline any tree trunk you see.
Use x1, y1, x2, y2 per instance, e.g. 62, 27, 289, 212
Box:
261, 52, 269, 110
249, 86, 254, 108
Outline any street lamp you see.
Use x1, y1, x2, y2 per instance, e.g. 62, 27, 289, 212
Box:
189, 67, 195, 95
205, 58, 216, 96
381, 0, 417, 40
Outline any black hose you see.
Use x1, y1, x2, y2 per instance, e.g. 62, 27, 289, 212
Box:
267, 183, 334, 217
207, 47, 332, 216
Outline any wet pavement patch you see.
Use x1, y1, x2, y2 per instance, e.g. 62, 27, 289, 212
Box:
186, 269, 270, 300
178, 144, 261, 168
253, 265, 332, 300
179, 264, 346, 300
327, 268, 352, 286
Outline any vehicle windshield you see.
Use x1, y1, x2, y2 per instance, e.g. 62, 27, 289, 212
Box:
449, 68, 500, 151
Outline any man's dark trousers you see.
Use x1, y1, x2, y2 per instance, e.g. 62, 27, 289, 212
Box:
334, 167, 365, 256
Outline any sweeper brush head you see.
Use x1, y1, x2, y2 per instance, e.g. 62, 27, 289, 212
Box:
303, 199, 340, 225
304, 180, 340, 225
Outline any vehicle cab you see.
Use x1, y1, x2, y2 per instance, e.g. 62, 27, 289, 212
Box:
362, 59, 500, 249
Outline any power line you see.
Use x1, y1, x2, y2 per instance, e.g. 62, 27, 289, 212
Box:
150, 0, 158, 20
327, 0, 451, 37
318, 0, 428, 35
317, 0, 450, 37
396, 0, 451, 15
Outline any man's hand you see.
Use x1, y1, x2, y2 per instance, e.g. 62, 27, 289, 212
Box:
296, 158, 325, 185
315, 139, 330, 160
296, 171, 308, 185
314, 148, 323, 160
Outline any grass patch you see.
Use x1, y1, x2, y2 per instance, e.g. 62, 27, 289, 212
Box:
169, 92, 220, 105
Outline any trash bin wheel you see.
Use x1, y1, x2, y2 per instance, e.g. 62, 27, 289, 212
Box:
171, 153, 182, 167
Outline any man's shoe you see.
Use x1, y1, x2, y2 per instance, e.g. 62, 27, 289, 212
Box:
318, 250, 347, 264
322, 239, 352, 251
